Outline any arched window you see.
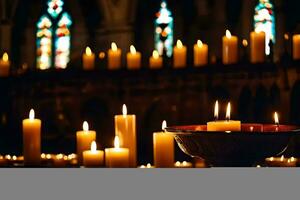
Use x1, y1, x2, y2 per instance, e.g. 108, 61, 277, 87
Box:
254, 0, 275, 55
36, 0, 72, 70
154, 1, 173, 57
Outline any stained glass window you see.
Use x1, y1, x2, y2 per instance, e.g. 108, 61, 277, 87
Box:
154, 1, 173, 57
36, 0, 72, 70
254, 0, 275, 55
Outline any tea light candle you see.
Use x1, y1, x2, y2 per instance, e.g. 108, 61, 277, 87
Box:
22, 109, 41, 166
149, 50, 163, 69
173, 40, 187, 68
222, 30, 238, 65
194, 40, 208, 67
174, 161, 193, 168
0, 52, 10, 77
265, 156, 297, 167
127, 45, 141, 70
250, 31, 266, 63
105, 136, 130, 168
114, 104, 137, 167
139, 163, 154, 168
76, 121, 96, 165
207, 101, 241, 131
83, 141, 104, 167
108, 42, 122, 70
153, 120, 174, 168
293, 34, 300, 60
82, 47, 95, 70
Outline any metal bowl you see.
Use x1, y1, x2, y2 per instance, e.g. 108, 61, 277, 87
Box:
166, 124, 300, 167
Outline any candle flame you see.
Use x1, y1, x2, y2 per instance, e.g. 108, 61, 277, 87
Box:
2, 52, 8, 62
226, 102, 231, 120
176, 40, 183, 48
175, 161, 181, 167
140, 165, 145, 168
284, 33, 289, 40
29, 109, 35, 120
152, 50, 159, 59
291, 157, 295, 162
270, 157, 274, 161
91, 141, 97, 152
83, 121, 89, 131
122, 104, 127, 116
242, 39, 248, 47
111, 42, 118, 51
280, 155, 284, 161
274, 112, 279, 125
56, 154, 64, 159
197, 40, 203, 48
130, 45, 136, 54
182, 161, 187, 166
86, 47, 92, 56
162, 120, 167, 130
114, 135, 120, 149
214, 100, 219, 120
146, 163, 152, 168
226, 30, 232, 38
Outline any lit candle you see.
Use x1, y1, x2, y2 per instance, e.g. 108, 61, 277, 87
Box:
250, 31, 266, 63
76, 121, 96, 165
53, 154, 68, 167
139, 163, 154, 168
127, 45, 141, 70
108, 42, 122, 70
194, 40, 208, 67
174, 161, 193, 168
265, 156, 297, 167
82, 47, 95, 70
149, 50, 163, 69
83, 141, 104, 167
274, 112, 279, 132
207, 101, 241, 131
222, 30, 238, 65
153, 120, 174, 168
114, 104, 137, 167
22, 109, 41, 166
293, 34, 300, 60
0, 52, 10, 77
173, 40, 187, 68
105, 136, 130, 168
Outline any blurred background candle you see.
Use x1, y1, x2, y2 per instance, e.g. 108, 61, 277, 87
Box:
293, 34, 300, 60
250, 31, 266, 63
149, 50, 163, 69
127, 45, 141, 70
76, 121, 96, 165
194, 40, 208, 67
139, 163, 154, 168
108, 42, 122, 70
83, 141, 104, 167
174, 161, 193, 168
53, 154, 68, 167
265, 156, 297, 167
22, 109, 41, 166
153, 120, 174, 168
207, 102, 241, 131
105, 136, 129, 168
222, 30, 238, 65
82, 46, 95, 70
114, 104, 136, 167
0, 52, 10, 77
173, 40, 187, 68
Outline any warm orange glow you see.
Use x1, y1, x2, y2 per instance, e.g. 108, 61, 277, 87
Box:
122, 104, 127, 116
280, 155, 284, 162
214, 100, 219, 120
176, 40, 183, 48
182, 161, 187, 166
91, 141, 97, 152
29, 109, 35, 120
111, 42, 118, 51
242, 39, 248, 47
2, 53, 8, 62
197, 40, 203, 48
175, 161, 181, 167
130, 45, 137, 54
114, 136, 120, 149
152, 50, 159, 59
226, 30, 232, 38
146, 163, 152, 168
162, 120, 167, 130
99, 52, 105, 59
226, 102, 231, 120
284, 33, 289, 40
85, 47, 92, 56
83, 121, 89, 132
274, 112, 279, 125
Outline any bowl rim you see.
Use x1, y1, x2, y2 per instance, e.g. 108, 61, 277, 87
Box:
165, 123, 300, 136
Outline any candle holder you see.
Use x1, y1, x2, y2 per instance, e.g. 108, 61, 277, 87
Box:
165, 124, 300, 167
